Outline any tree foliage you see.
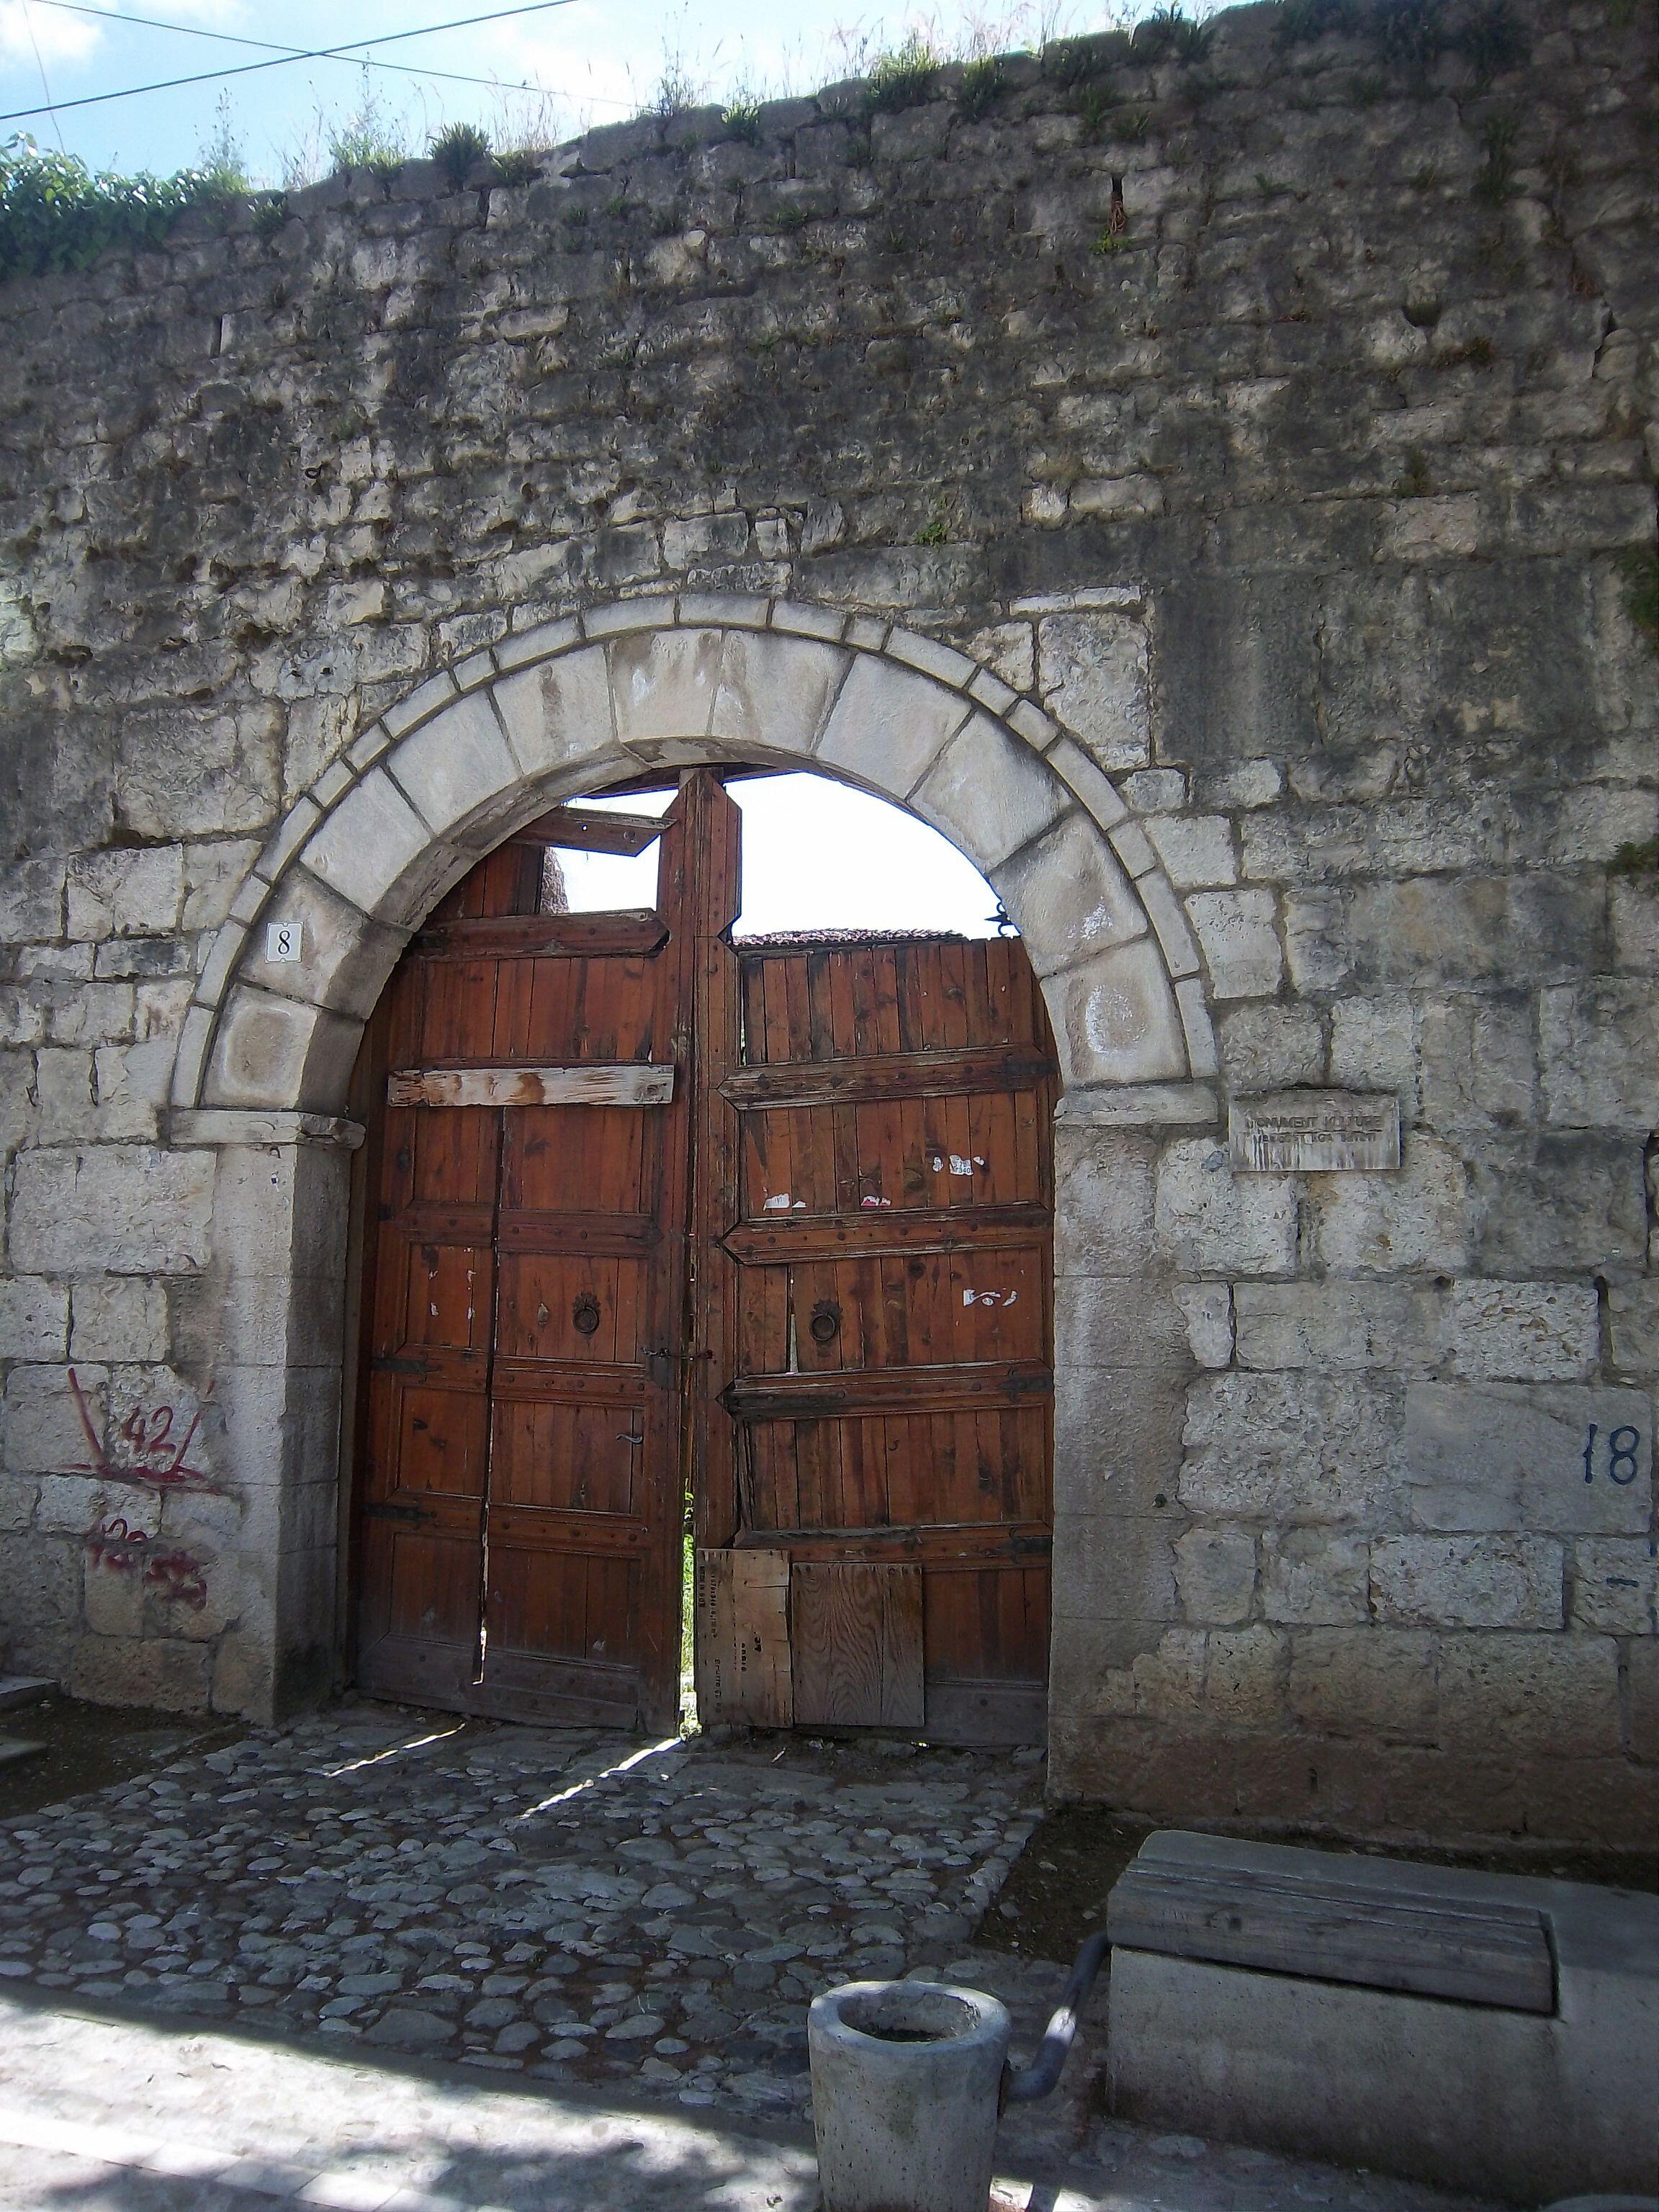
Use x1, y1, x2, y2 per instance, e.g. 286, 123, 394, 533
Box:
0, 135, 232, 286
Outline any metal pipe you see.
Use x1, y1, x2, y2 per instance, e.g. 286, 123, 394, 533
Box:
1001, 1927, 1112, 2104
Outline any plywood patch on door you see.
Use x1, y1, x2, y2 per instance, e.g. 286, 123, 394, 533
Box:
791, 1562, 924, 1729
697, 1548, 792, 1725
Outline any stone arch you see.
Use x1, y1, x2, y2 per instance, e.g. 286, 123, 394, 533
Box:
170, 593, 1214, 1120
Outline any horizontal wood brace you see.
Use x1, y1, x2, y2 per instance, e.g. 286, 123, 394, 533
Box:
357, 1491, 482, 1532
720, 1359, 1052, 1421
485, 1506, 652, 1553
382, 1206, 660, 1255
367, 1346, 487, 1386
722, 1043, 1055, 1109
386, 1202, 494, 1243
723, 1204, 1048, 1262
732, 1521, 1051, 1561
388, 1063, 675, 1108
413, 911, 667, 958
487, 1359, 651, 1402
496, 1210, 661, 1255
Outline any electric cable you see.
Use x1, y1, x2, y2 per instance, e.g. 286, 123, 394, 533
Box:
0, 0, 584, 122
17, 1, 67, 148
19, 0, 601, 104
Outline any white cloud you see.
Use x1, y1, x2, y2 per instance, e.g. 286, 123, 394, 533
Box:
467, 17, 637, 115
0, 1, 102, 70
130, 0, 251, 22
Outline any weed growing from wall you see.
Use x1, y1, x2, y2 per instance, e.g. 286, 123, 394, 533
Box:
865, 34, 941, 113
431, 121, 492, 191
1043, 33, 1114, 86
956, 56, 1008, 120
1619, 549, 1659, 654
326, 80, 409, 175
494, 150, 542, 186
1133, 5, 1213, 61
721, 94, 764, 143
1475, 112, 1519, 205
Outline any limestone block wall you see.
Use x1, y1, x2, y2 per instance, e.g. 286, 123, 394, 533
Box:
0, 0, 1654, 1845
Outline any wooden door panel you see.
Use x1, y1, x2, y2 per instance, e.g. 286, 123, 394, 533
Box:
506, 1105, 649, 1212
922, 1563, 1050, 1745
487, 1547, 637, 1662
743, 1408, 1050, 1533
377, 1385, 489, 1496
739, 1094, 1046, 1218
354, 1524, 482, 1707
732, 1250, 1046, 1376
495, 1254, 649, 1366
699, 932, 1056, 1745
488, 1395, 643, 1516
354, 781, 714, 1734
358, 788, 1053, 1745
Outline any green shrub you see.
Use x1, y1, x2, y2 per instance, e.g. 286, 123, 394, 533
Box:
0, 135, 235, 285
1609, 833, 1659, 876
494, 149, 541, 186
431, 120, 491, 191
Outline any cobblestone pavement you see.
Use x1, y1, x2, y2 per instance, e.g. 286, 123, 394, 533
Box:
0, 1991, 1501, 2212
0, 1704, 1503, 2211
0, 1703, 1058, 2135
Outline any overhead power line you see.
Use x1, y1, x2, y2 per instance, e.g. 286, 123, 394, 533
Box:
17, 3, 67, 149
22, 0, 603, 104
0, 0, 584, 123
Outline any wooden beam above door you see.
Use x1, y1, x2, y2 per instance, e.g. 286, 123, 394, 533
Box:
511, 806, 665, 855
387, 1063, 675, 1108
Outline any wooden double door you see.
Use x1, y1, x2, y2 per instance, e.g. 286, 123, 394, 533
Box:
349, 772, 1056, 1743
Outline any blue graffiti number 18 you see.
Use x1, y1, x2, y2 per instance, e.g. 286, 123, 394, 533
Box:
1583, 1425, 1642, 1485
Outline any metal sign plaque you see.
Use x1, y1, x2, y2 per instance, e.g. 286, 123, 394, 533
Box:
1229, 1090, 1401, 1174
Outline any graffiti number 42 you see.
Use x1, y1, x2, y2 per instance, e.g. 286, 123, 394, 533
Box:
1583, 1424, 1642, 1486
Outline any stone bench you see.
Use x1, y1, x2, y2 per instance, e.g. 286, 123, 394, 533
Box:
1105, 1830, 1659, 2205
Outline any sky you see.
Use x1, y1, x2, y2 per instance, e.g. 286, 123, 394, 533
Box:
566, 775, 1006, 938
0, 0, 1130, 183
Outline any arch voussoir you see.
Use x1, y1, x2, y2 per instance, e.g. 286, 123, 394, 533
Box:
176, 595, 1213, 1120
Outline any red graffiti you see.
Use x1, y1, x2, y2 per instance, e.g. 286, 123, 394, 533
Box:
67, 1367, 221, 1493
86, 1518, 210, 1610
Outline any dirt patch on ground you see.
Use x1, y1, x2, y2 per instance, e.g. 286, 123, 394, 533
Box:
975, 1803, 1659, 1964
0, 1691, 240, 1820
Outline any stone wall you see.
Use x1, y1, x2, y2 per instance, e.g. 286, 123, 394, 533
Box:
0, 0, 1654, 1846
